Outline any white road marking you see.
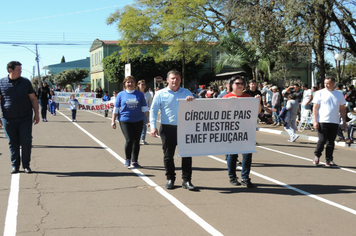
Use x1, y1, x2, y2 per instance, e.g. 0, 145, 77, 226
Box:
66, 109, 356, 217
256, 146, 356, 174
58, 111, 223, 236
3, 173, 20, 236
208, 155, 356, 215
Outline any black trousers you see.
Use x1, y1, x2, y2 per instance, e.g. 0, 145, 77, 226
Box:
39, 99, 48, 119
314, 123, 338, 162
119, 120, 143, 162
71, 110, 77, 120
160, 124, 192, 181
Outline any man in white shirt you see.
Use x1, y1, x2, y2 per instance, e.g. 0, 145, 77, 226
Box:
312, 76, 346, 167
150, 70, 197, 191
75, 84, 84, 93
301, 83, 313, 114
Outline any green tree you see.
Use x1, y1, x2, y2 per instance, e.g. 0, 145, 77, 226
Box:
215, 32, 259, 79
226, 0, 288, 60
102, 51, 205, 86
53, 68, 89, 89
215, 32, 276, 81
328, 0, 356, 57
107, 0, 234, 85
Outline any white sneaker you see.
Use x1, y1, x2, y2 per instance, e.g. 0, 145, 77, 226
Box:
140, 140, 148, 145
292, 135, 299, 142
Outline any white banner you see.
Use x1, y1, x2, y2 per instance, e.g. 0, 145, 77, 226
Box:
177, 98, 259, 157
53, 92, 115, 110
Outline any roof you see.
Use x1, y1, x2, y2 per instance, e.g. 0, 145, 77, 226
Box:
89, 39, 218, 52
215, 71, 246, 77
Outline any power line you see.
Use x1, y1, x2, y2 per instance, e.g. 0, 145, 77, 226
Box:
0, 4, 127, 25
0, 42, 93, 46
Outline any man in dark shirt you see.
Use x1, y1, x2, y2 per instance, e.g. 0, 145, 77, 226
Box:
244, 79, 264, 119
0, 61, 40, 174
244, 79, 262, 98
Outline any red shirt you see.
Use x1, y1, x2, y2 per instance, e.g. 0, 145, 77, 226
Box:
222, 92, 252, 98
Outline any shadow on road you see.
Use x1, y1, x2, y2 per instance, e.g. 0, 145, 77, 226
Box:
33, 145, 105, 149
252, 162, 356, 170
199, 183, 356, 195
258, 143, 316, 149
34, 171, 154, 178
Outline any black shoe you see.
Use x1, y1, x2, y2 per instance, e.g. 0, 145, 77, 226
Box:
24, 168, 32, 173
165, 180, 175, 189
10, 167, 19, 174
241, 178, 255, 188
230, 177, 241, 186
182, 180, 197, 191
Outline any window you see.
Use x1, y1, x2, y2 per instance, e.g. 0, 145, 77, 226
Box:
95, 53, 98, 65
99, 51, 102, 64
91, 54, 94, 66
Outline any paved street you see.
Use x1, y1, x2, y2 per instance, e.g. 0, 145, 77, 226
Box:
0, 109, 355, 236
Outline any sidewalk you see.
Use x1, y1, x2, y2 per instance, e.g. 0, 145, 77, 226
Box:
257, 123, 356, 149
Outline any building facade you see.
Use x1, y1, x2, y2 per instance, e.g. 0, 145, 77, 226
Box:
44, 57, 91, 89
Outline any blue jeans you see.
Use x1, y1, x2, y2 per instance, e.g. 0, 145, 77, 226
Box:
301, 104, 311, 116
141, 115, 147, 141
49, 101, 56, 114
272, 105, 281, 123
284, 121, 297, 139
2, 115, 33, 169
225, 153, 252, 180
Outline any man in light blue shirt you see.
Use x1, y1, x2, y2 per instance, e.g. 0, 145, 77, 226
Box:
150, 70, 197, 191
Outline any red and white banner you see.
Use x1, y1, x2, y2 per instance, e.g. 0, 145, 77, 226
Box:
53, 92, 115, 110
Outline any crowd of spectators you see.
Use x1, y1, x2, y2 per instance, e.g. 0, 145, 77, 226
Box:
188, 80, 356, 144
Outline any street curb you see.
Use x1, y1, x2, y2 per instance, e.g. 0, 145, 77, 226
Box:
257, 127, 356, 149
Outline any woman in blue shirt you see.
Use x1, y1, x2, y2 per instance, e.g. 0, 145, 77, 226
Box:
111, 76, 149, 169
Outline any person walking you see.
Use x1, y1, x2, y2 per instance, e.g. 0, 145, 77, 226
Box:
150, 70, 197, 191
37, 81, 50, 122
0, 61, 40, 174
312, 76, 346, 167
222, 75, 261, 188
137, 80, 152, 145
68, 94, 79, 122
111, 76, 149, 169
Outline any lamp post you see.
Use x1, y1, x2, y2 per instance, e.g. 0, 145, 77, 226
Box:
334, 53, 344, 82
12, 44, 41, 88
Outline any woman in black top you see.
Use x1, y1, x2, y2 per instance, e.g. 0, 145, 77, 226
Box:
37, 81, 50, 122
95, 86, 103, 98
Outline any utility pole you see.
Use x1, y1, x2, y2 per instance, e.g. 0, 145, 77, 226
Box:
12, 44, 41, 88
35, 44, 41, 87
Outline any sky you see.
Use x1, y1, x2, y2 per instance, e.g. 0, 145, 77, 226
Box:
0, 0, 135, 80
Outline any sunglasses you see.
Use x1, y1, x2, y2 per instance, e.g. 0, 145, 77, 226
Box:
233, 82, 244, 85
